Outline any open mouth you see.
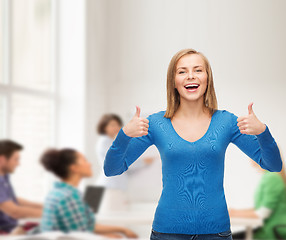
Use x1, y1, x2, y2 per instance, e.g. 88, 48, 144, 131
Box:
184, 83, 200, 91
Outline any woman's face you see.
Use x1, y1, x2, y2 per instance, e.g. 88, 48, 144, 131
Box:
174, 54, 208, 103
105, 119, 121, 138
70, 152, 93, 178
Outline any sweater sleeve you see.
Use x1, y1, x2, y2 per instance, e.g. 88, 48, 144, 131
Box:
229, 112, 282, 172
103, 114, 155, 177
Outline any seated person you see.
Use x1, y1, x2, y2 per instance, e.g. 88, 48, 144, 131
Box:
229, 158, 286, 240
39, 148, 138, 239
0, 140, 43, 234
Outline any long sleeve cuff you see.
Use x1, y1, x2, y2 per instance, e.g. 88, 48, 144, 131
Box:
255, 124, 282, 172
113, 128, 133, 149
255, 124, 274, 145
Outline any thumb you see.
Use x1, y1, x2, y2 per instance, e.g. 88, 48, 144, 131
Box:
248, 102, 254, 115
134, 105, 140, 118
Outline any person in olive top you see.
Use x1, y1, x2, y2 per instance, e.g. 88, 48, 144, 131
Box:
230, 152, 286, 240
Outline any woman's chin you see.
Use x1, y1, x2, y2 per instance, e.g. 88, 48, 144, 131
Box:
181, 94, 203, 102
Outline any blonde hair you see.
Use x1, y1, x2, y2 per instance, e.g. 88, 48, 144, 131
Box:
164, 48, 218, 119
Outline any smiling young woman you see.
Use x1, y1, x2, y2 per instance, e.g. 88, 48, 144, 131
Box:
103, 48, 282, 240
166, 51, 216, 144
165, 49, 217, 119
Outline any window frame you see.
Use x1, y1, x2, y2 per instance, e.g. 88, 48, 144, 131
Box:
0, 0, 58, 142
0, 0, 58, 200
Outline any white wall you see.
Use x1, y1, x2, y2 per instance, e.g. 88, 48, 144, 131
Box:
43, 0, 88, 193
56, 0, 86, 151
84, 0, 109, 187
85, 0, 286, 208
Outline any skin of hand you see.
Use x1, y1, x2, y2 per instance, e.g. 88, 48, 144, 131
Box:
121, 228, 139, 238
237, 102, 266, 135
122, 106, 149, 138
228, 208, 259, 218
101, 232, 124, 238
95, 224, 138, 239
0, 200, 42, 219
17, 198, 43, 209
9, 226, 26, 235
143, 157, 154, 165
101, 227, 138, 239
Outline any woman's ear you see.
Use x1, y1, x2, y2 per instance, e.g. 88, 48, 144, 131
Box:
69, 163, 78, 175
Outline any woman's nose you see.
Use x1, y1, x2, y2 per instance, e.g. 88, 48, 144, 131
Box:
187, 72, 195, 79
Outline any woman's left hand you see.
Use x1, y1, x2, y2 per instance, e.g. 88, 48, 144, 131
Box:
237, 102, 266, 135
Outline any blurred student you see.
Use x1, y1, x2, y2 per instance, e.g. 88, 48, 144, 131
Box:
0, 140, 42, 235
95, 113, 154, 213
230, 154, 286, 240
40, 148, 138, 239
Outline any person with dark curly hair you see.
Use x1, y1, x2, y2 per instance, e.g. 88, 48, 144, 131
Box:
40, 148, 138, 238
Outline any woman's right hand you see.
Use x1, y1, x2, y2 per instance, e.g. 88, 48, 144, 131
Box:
122, 106, 149, 138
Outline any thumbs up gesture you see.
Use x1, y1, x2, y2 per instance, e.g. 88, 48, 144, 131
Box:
237, 102, 266, 135
122, 106, 150, 137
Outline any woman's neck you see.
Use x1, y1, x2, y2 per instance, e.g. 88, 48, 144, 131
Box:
176, 96, 209, 119
63, 174, 81, 188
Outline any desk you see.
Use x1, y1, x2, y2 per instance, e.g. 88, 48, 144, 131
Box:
96, 211, 154, 225
0, 232, 121, 240
96, 211, 263, 240
14, 209, 264, 240
231, 217, 263, 240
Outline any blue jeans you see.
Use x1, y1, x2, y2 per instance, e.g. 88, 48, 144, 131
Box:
150, 228, 233, 240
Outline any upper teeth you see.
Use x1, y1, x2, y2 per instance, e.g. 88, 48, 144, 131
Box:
185, 84, 199, 87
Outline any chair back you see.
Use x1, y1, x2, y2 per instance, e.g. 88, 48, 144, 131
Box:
273, 225, 286, 240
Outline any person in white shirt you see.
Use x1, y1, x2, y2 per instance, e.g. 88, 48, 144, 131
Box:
95, 113, 154, 213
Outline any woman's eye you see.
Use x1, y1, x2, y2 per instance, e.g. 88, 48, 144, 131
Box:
196, 69, 202, 72
178, 71, 185, 74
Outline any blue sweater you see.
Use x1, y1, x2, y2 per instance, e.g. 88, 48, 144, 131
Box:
103, 109, 282, 234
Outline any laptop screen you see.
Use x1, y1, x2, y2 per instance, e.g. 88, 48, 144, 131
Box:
83, 186, 105, 213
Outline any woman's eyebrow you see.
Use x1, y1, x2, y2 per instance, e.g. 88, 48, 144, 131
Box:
177, 65, 203, 70
177, 67, 187, 70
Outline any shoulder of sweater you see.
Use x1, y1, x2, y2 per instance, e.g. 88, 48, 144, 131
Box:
147, 109, 237, 120
216, 109, 239, 124
217, 108, 233, 116
146, 110, 166, 119
147, 109, 231, 118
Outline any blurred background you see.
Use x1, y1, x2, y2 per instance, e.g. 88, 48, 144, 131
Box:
0, 0, 286, 238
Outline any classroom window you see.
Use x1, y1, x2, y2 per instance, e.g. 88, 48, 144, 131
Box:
0, 0, 55, 201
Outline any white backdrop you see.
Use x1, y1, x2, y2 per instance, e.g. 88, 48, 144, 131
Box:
84, 0, 286, 209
